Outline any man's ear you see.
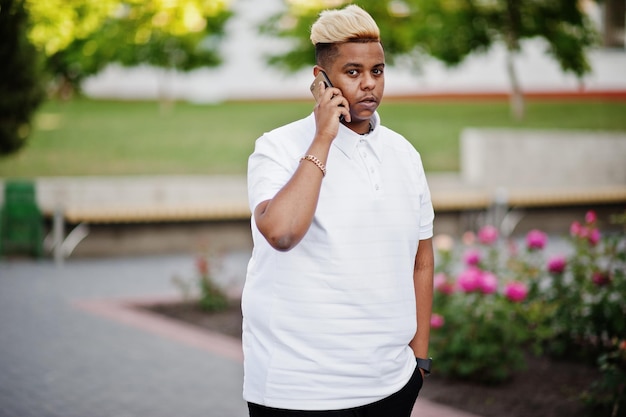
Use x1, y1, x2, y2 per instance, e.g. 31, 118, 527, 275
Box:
313, 66, 323, 77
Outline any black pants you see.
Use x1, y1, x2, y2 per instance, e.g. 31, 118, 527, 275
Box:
248, 366, 423, 417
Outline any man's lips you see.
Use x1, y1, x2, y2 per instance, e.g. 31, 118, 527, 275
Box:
357, 96, 378, 110
359, 96, 378, 104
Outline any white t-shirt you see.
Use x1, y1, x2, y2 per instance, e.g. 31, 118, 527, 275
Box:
243, 112, 434, 410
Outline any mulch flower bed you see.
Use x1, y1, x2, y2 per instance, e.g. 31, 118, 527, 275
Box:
146, 300, 599, 417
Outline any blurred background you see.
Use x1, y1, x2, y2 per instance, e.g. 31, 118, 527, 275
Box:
0, 1, 625, 417
1, 0, 624, 259
80, 0, 626, 102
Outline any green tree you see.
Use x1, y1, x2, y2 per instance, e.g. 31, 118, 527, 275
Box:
0, 0, 45, 155
26, 0, 233, 97
261, 0, 599, 119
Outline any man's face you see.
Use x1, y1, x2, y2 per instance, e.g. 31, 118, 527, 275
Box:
325, 42, 385, 130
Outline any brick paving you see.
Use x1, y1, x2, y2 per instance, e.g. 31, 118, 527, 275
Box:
0, 256, 247, 417
0, 254, 484, 417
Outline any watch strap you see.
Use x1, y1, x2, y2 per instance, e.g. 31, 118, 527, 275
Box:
416, 357, 432, 375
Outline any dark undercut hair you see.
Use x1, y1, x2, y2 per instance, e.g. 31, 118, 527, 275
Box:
315, 38, 381, 67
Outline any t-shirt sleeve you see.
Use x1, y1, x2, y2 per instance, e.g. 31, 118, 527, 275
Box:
414, 152, 435, 240
247, 134, 295, 212
419, 176, 434, 240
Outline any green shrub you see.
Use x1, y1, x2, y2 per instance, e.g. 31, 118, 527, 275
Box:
0, 0, 45, 155
172, 254, 229, 313
195, 256, 229, 312
582, 339, 626, 417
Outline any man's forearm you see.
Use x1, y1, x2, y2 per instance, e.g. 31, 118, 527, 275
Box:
410, 238, 434, 359
254, 139, 331, 251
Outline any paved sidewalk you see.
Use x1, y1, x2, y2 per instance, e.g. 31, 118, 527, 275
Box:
0, 255, 484, 417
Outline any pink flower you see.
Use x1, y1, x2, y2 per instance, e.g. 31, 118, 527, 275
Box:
479, 272, 498, 295
434, 273, 447, 287
588, 228, 601, 246
547, 255, 567, 274
478, 225, 499, 245
585, 210, 597, 224
571, 220, 601, 245
570, 221, 582, 237
580, 227, 592, 241
592, 272, 611, 287
507, 239, 519, 257
526, 229, 548, 250
462, 231, 476, 246
434, 234, 454, 253
457, 267, 482, 293
463, 249, 481, 266
504, 281, 528, 303
431, 314, 445, 329
196, 257, 209, 275
434, 273, 455, 295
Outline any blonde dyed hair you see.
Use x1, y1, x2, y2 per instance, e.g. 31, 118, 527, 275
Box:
310, 5, 380, 45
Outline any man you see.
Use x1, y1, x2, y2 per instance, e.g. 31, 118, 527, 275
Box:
243, 5, 434, 416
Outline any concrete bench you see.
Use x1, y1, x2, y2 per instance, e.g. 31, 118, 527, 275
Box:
450, 128, 626, 235
460, 128, 626, 189
34, 175, 250, 221
28, 176, 250, 262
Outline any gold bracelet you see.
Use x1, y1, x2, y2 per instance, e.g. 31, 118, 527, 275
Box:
300, 154, 326, 177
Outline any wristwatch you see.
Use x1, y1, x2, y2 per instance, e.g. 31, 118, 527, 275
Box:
416, 357, 432, 375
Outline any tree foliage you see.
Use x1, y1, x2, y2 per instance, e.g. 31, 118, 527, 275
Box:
261, 0, 599, 118
0, 0, 45, 155
26, 0, 233, 95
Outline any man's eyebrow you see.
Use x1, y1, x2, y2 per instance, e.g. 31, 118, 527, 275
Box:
341, 62, 385, 70
342, 63, 363, 70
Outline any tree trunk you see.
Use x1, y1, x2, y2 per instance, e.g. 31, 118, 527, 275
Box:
506, 48, 524, 121
158, 67, 175, 114
504, 0, 524, 121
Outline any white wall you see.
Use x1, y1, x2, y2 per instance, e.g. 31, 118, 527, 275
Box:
82, 0, 626, 103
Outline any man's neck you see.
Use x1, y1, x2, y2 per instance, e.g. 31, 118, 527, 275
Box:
343, 119, 373, 135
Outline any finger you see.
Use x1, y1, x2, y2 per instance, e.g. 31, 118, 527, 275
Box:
340, 106, 351, 122
335, 96, 350, 119
319, 81, 326, 94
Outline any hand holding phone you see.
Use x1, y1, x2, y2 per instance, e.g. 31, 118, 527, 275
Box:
310, 70, 347, 122
310, 71, 334, 103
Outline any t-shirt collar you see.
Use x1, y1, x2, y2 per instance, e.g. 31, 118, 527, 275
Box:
332, 112, 382, 162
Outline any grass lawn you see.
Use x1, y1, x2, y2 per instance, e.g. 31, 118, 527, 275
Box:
1, 98, 625, 177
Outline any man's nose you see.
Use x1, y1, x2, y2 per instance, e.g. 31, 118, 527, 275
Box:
361, 73, 376, 90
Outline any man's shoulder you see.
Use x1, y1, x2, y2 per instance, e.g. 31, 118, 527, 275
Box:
378, 124, 417, 151
252, 113, 314, 158
378, 124, 404, 139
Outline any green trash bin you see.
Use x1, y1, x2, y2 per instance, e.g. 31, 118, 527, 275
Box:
0, 180, 44, 258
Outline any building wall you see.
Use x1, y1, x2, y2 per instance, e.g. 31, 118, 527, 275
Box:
83, 0, 626, 103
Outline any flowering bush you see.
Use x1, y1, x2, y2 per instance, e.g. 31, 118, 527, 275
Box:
532, 211, 626, 416
430, 209, 626, 393
195, 256, 229, 312
172, 254, 229, 312
536, 211, 626, 361
430, 226, 540, 383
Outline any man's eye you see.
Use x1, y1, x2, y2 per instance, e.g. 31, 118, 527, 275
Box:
373, 68, 383, 75
347, 70, 358, 76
